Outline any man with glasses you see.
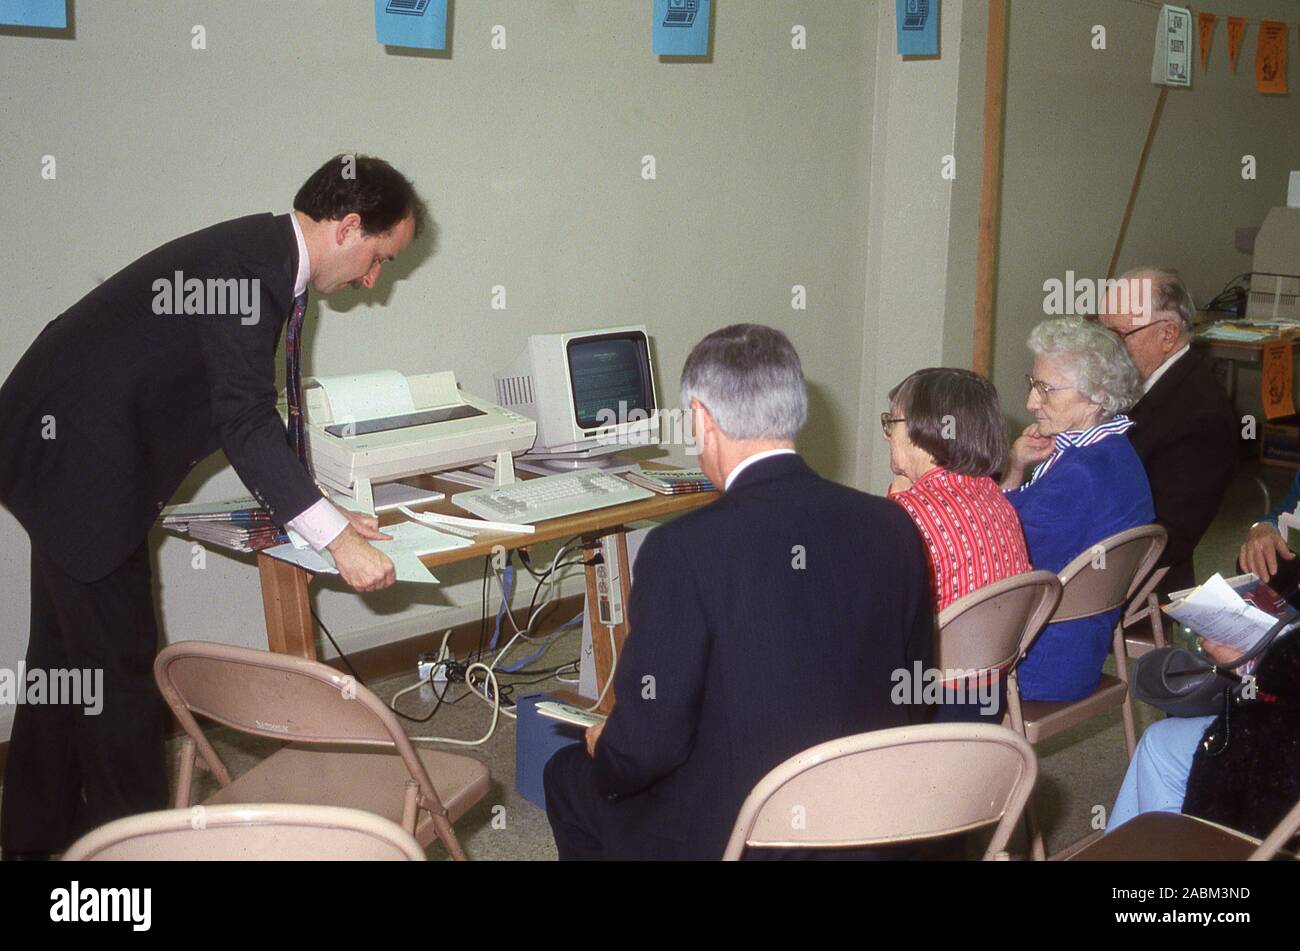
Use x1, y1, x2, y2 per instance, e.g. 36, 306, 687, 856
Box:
1095, 267, 1238, 596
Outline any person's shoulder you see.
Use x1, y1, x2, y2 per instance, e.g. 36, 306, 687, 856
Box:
1150, 352, 1236, 422
1074, 431, 1145, 470
668, 466, 909, 532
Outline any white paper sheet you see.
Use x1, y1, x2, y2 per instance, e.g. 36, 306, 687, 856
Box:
264, 522, 471, 585
312, 370, 415, 423
1162, 573, 1276, 652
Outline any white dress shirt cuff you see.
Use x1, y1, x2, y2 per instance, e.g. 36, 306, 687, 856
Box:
287, 497, 349, 550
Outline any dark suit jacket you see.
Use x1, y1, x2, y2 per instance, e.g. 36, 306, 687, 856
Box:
1127, 350, 1238, 596
0, 213, 322, 582
591, 454, 934, 860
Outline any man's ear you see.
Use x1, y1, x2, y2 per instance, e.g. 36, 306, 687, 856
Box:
1161, 318, 1183, 350
336, 212, 364, 246
690, 398, 714, 442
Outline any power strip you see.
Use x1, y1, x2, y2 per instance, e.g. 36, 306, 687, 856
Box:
417, 651, 451, 700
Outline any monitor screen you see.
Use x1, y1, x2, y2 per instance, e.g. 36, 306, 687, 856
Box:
567, 333, 654, 431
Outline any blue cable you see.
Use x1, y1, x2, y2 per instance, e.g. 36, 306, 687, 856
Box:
500, 612, 584, 673
487, 563, 514, 652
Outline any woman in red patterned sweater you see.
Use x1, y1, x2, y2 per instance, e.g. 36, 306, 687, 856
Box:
883, 368, 1031, 611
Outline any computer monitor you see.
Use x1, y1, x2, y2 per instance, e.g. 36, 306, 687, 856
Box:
495, 326, 660, 469
1247, 207, 1300, 322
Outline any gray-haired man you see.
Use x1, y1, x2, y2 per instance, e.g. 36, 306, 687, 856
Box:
1097, 267, 1238, 596
542, 323, 933, 860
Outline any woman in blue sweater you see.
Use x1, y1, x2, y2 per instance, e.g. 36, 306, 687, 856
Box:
1001, 317, 1154, 701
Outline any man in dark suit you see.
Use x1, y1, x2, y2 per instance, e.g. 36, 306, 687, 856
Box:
0, 155, 427, 858
543, 324, 934, 860
1098, 267, 1238, 596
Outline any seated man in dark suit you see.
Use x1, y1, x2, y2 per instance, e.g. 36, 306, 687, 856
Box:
1096, 267, 1238, 596
543, 323, 934, 860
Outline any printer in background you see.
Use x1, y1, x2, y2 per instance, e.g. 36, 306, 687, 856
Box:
295, 369, 536, 513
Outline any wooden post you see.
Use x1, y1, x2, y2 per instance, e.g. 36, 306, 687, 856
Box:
257, 552, 317, 660
1107, 85, 1170, 279
973, 0, 1009, 378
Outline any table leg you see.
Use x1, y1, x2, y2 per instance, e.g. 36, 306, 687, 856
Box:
257, 553, 317, 660
582, 530, 634, 715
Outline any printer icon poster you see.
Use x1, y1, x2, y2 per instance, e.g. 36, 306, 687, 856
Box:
374, 0, 447, 50
896, 0, 939, 57
653, 0, 711, 57
0, 0, 67, 29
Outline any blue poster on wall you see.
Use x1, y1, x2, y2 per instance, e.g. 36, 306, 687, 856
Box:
0, 0, 67, 29
653, 0, 711, 57
896, 0, 938, 56
374, 0, 447, 50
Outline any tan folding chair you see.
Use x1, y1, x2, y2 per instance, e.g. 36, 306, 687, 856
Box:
63, 803, 427, 861
1066, 794, 1300, 862
154, 641, 490, 860
1005, 524, 1167, 859
1120, 565, 1170, 659
938, 570, 1062, 680
722, 724, 1038, 861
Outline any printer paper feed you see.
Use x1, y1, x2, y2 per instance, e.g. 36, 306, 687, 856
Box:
314, 370, 416, 423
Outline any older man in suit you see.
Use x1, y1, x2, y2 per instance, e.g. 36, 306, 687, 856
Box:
1097, 267, 1238, 596
0, 155, 426, 858
542, 324, 934, 860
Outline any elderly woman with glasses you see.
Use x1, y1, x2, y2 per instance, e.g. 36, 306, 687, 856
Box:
883, 368, 1031, 612
1000, 317, 1154, 702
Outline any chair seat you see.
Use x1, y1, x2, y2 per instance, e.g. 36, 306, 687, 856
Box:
1068, 812, 1260, 861
1017, 674, 1128, 743
203, 744, 490, 849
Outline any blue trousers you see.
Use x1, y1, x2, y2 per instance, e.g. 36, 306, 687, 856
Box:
1107, 715, 1214, 831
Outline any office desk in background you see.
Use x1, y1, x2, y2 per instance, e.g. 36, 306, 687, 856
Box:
1193, 310, 1300, 407
256, 465, 719, 715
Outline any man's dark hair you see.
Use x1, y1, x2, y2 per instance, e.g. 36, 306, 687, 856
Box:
294, 154, 430, 238
888, 367, 1006, 477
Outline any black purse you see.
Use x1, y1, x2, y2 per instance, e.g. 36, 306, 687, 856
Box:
1132, 608, 1300, 717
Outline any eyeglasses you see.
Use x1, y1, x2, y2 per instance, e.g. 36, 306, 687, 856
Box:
880, 413, 906, 436
1025, 374, 1079, 400
1086, 314, 1173, 340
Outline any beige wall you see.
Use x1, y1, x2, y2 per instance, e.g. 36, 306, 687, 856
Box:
0, 1, 903, 740
992, 0, 1300, 428
7, 2, 1285, 744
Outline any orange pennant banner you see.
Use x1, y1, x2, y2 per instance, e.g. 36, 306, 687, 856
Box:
1197, 12, 1216, 70
1257, 21, 1288, 94
1227, 16, 1246, 72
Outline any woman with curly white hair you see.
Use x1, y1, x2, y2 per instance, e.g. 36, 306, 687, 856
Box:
1001, 317, 1154, 701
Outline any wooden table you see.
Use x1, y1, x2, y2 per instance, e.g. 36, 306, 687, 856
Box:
256, 468, 719, 714
1192, 311, 1300, 406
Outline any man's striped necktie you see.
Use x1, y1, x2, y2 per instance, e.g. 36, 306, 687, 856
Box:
285, 291, 309, 465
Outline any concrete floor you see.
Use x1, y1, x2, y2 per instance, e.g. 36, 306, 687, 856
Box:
4, 459, 1289, 860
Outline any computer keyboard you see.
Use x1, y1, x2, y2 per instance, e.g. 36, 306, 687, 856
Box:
452, 471, 654, 524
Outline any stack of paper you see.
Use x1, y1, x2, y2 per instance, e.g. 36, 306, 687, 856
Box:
159, 497, 287, 553
623, 467, 715, 496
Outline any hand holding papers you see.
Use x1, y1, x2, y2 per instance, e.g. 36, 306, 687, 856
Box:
1163, 573, 1280, 653
264, 520, 471, 585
